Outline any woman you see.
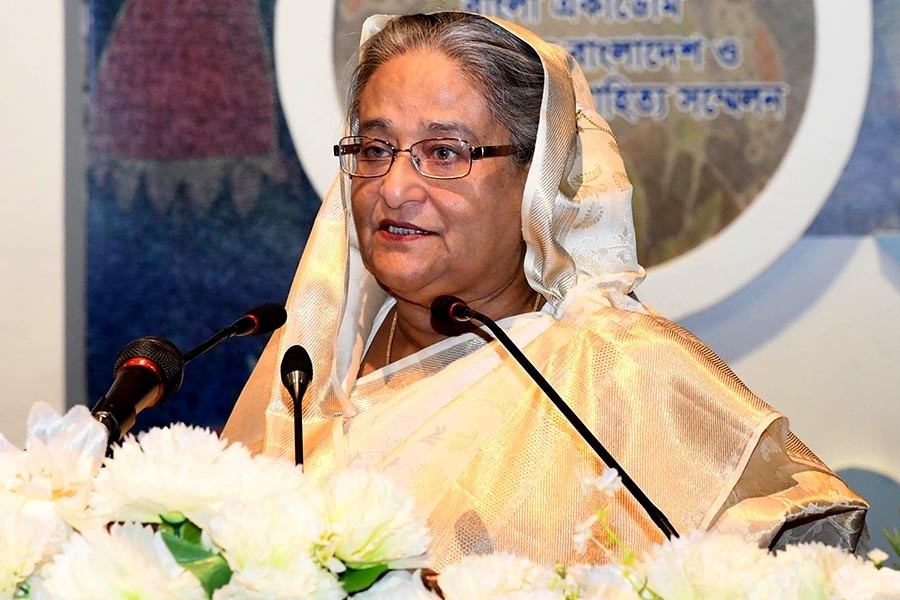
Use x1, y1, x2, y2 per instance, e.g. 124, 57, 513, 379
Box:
224, 12, 867, 568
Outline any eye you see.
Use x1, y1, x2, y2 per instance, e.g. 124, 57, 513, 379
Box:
421, 140, 465, 161
360, 140, 392, 160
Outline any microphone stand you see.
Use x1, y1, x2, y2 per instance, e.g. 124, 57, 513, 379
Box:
459, 304, 679, 540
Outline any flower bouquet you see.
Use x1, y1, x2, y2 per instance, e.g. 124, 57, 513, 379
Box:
2, 403, 428, 599
3, 403, 899, 599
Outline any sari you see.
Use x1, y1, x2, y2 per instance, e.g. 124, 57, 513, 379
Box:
224, 12, 867, 568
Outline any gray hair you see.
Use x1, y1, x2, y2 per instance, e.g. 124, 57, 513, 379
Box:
346, 12, 543, 166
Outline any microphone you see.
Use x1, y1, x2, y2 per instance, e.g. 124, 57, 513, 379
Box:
280, 345, 313, 467
91, 336, 185, 442
182, 303, 287, 364
430, 295, 679, 540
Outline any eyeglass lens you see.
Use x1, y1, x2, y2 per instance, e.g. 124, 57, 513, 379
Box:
338, 137, 472, 179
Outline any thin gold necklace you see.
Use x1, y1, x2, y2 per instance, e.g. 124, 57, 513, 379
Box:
384, 292, 542, 366
385, 309, 399, 366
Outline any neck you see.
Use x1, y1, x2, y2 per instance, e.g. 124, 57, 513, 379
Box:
389, 272, 540, 363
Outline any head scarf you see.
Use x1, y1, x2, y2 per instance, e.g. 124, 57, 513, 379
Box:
229, 11, 646, 454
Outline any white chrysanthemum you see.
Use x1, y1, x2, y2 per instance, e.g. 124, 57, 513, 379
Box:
319, 468, 430, 571
2, 403, 107, 529
494, 591, 568, 600
233, 452, 323, 512
439, 553, 563, 600
755, 541, 890, 600
751, 542, 836, 599
211, 560, 345, 600
831, 557, 900, 598
567, 564, 641, 599
350, 570, 440, 599
207, 492, 325, 574
34, 522, 206, 599
641, 530, 770, 599
90, 424, 258, 528
0, 504, 69, 596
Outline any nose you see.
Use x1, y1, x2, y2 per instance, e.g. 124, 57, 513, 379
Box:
379, 149, 427, 210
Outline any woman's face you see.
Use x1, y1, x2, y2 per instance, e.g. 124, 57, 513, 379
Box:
351, 49, 530, 308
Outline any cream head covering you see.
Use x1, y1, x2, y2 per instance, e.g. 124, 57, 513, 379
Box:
225, 11, 647, 454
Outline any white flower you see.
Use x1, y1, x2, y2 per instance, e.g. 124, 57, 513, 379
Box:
567, 564, 640, 599
319, 468, 431, 571
573, 513, 598, 555
641, 530, 770, 599
90, 424, 258, 528
438, 553, 564, 600
233, 451, 324, 511
753, 542, 856, 600
0, 505, 69, 596
831, 557, 900, 598
33, 522, 206, 599
868, 548, 890, 566
756, 541, 900, 600
211, 559, 345, 600
2, 403, 107, 528
351, 570, 440, 599
581, 468, 622, 497
206, 491, 328, 575
495, 591, 568, 600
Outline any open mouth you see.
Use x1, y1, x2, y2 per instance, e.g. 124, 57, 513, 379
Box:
379, 221, 434, 236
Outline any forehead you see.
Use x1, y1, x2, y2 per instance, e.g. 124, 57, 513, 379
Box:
357, 49, 500, 142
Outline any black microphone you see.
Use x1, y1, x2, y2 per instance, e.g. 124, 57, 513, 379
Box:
182, 303, 287, 364
280, 345, 313, 467
91, 336, 185, 443
430, 295, 679, 540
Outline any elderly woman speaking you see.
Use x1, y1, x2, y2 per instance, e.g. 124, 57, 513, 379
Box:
224, 12, 867, 568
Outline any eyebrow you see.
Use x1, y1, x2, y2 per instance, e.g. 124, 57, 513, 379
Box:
357, 118, 479, 142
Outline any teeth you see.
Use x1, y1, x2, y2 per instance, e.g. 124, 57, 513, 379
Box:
387, 225, 427, 235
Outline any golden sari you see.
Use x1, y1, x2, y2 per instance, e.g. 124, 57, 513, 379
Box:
224, 12, 867, 569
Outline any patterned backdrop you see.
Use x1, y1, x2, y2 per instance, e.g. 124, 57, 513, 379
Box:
86, 0, 318, 433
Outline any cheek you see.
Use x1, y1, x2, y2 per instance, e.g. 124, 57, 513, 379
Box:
349, 185, 375, 235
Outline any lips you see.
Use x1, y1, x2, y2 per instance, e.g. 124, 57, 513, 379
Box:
377, 220, 435, 237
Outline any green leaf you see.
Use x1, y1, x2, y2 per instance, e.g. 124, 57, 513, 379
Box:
884, 526, 900, 558
161, 531, 232, 597
182, 555, 233, 597
339, 564, 390, 593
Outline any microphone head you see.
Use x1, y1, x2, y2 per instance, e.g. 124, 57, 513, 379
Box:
281, 344, 313, 389
430, 295, 471, 324
240, 303, 288, 336
113, 336, 184, 403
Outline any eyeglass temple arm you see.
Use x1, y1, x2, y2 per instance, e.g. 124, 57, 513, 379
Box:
333, 143, 361, 156
471, 144, 518, 159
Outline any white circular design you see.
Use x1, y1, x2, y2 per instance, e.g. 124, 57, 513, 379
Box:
274, 1, 872, 319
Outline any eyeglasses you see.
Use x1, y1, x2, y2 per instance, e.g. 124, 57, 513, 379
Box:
333, 136, 519, 179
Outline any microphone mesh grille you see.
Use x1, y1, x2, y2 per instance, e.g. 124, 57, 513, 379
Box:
113, 336, 185, 400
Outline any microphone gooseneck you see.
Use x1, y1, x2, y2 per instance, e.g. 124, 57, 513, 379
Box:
91, 336, 185, 443
231, 303, 288, 337
280, 344, 313, 467
430, 295, 679, 540
182, 303, 287, 364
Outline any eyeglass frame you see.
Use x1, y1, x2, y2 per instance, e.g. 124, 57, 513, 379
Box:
332, 135, 520, 180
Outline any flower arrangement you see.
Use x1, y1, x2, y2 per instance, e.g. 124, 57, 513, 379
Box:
2, 403, 427, 599
2, 403, 899, 599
